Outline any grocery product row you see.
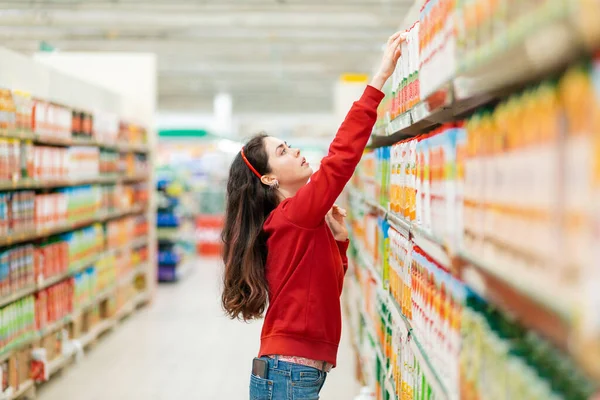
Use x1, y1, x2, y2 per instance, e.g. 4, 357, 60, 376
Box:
0, 142, 149, 185
346, 1, 600, 398
1, 282, 149, 399
0, 43, 155, 400
355, 58, 600, 327
0, 212, 151, 398
345, 239, 596, 400
0, 183, 148, 239
375, 0, 600, 143
155, 169, 196, 282
0, 215, 149, 307
0, 88, 148, 149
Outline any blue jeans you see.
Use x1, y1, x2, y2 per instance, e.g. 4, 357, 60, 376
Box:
249, 356, 327, 400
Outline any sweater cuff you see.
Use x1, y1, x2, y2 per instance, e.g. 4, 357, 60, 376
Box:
336, 239, 350, 254
361, 85, 385, 108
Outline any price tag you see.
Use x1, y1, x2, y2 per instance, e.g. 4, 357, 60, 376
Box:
412, 102, 429, 122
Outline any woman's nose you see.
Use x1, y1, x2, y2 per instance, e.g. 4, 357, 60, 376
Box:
294, 148, 300, 157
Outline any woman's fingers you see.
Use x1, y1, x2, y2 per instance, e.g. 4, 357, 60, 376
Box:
391, 33, 406, 51
387, 31, 403, 44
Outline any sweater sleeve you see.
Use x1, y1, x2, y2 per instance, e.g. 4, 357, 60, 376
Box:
281, 85, 384, 227
336, 239, 350, 274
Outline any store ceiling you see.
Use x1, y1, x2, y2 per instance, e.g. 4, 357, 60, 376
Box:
0, 0, 412, 114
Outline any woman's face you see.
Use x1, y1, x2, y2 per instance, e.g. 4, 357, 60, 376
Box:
263, 136, 313, 188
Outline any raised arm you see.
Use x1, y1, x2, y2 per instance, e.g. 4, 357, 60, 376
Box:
281, 32, 405, 228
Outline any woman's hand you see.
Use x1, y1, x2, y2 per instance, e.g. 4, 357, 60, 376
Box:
326, 205, 349, 242
370, 31, 406, 90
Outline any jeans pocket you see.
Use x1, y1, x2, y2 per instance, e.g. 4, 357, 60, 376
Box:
291, 371, 326, 400
249, 374, 273, 400
297, 369, 323, 386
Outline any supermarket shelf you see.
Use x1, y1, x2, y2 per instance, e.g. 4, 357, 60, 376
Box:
8, 379, 34, 400
38, 315, 72, 338
118, 263, 148, 287
79, 318, 115, 348
0, 285, 128, 372
42, 290, 149, 387
0, 204, 147, 248
42, 289, 148, 386
458, 251, 571, 352
75, 286, 116, 314
47, 349, 75, 378
0, 285, 36, 308
0, 239, 149, 314
370, 10, 596, 149
0, 130, 149, 154
357, 193, 569, 346
106, 235, 149, 256
360, 307, 385, 363
360, 199, 450, 270
353, 241, 449, 400
459, 251, 570, 321
114, 291, 149, 321
355, 241, 382, 289
386, 212, 410, 238
0, 332, 37, 364
0, 173, 148, 191
106, 142, 150, 154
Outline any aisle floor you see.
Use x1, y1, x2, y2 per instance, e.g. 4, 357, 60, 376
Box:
39, 258, 360, 400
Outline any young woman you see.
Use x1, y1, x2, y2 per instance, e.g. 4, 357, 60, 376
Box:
222, 31, 404, 400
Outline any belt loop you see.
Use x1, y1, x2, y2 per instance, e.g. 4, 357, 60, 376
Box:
321, 361, 326, 372
273, 355, 279, 368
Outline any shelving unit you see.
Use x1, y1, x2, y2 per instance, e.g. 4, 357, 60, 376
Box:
370, 1, 600, 150
0, 205, 146, 248
155, 167, 196, 283
345, 1, 600, 399
0, 130, 150, 154
0, 48, 155, 400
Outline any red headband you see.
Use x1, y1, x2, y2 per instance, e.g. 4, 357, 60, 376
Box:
240, 147, 262, 179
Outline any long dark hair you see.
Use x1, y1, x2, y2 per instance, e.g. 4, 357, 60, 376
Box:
221, 133, 279, 320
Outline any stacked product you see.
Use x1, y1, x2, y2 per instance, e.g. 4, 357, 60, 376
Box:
0, 296, 36, 349
99, 150, 119, 175
66, 147, 100, 180
95, 254, 116, 292
64, 224, 105, 271
419, 0, 456, 98
118, 122, 147, 146
62, 186, 102, 223
73, 268, 96, 309
346, 2, 600, 396
0, 139, 32, 183
392, 23, 421, 118
0, 245, 35, 296
0, 54, 153, 397
461, 291, 595, 400
455, 0, 568, 70
119, 152, 148, 177
35, 279, 73, 330
70, 110, 94, 141
32, 101, 72, 142
35, 240, 69, 282
34, 186, 101, 231
156, 176, 186, 282
92, 111, 119, 145
0, 191, 35, 235
106, 215, 148, 285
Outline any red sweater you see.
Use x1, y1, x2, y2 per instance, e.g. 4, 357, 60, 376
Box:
259, 85, 384, 366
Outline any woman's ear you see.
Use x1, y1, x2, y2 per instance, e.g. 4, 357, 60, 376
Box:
260, 175, 279, 188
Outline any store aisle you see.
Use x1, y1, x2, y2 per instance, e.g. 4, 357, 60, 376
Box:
39, 258, 359, 400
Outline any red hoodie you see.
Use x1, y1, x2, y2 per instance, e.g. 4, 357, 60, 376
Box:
259, 85, 384, 366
